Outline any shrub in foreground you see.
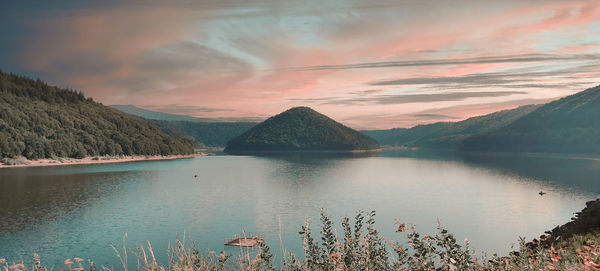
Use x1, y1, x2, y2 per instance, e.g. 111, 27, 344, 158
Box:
2, 210, 599, 271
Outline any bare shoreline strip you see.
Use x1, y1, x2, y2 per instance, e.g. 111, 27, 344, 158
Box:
0, 154, 202, 168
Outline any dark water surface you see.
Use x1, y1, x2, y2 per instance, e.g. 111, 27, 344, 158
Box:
0, 152, 598, 267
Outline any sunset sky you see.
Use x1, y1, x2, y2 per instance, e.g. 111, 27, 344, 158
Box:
2, 0, 600, 129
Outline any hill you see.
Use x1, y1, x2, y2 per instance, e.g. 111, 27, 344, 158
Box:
463, 85, 600, 154
0, 71, 194, 159
110, 104, 258, 147
224, 107, 379, 153
109, 104, 212, 122
151, 120, 256, 147
362, 104, 539, 149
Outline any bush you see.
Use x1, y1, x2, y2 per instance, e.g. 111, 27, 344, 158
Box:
1, 156, 30, 165
2, 210, 600, 271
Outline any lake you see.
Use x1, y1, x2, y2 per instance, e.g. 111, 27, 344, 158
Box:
1, 151, 598, 267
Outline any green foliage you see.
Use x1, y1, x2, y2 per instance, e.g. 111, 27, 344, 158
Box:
464, 85, 600, 155
362, 105, 539, 149
0, 71, 194, 159
152, 120, 256, 147
224, 107, 380, 153
3, 208, 600, 270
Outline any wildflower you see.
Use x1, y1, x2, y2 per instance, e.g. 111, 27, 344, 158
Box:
74, 257, 84, 263
396, 224, 406, 232
551, 255, 561, 262
331, 253, 337, 259
0, 258, 6, 265
388, 242, 392, 246
64, 259, 73, 266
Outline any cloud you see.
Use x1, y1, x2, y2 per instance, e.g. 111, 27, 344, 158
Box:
346, 98, 555, 129
3, 0, 600, 128
411, 113, 461, 120
349, 89, 384, 96
290, 91, 527, 106
109, 41, 254, 94
413, 98, 554, 120
350, 91, 527, 105
287, 54, 600, 71
368, 63, 600, 89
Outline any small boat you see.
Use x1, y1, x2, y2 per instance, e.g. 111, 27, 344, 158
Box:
539, 191, 546, 196
194, 174, 198, 178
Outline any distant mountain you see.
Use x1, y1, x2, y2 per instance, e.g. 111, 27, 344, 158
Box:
110, 104, 264, 123
463, 85, 600, 154
362, 104, 540, 149
109, 104, 211, 122
111, 104, 259, 147
151, 120, 256, 147
224, 107, 380, 153
0, 71, 194, 159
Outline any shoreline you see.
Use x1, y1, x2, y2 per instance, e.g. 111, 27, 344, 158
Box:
223, 148, 382, 155
0, 153, 202, 169
380, 145, 600, 161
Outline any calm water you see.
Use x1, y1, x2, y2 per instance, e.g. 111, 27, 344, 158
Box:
0, 152, 598, 267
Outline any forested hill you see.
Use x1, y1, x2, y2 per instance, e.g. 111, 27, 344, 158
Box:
0, 71, 194, 159
224, 107, 379, 153
463, 85, 600, 154
109, 105, 258, 147
151, 120, 256, 147
110, 104, 213, 122
362, 104, 540, 149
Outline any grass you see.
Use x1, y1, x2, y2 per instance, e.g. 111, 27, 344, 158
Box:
1, 210, 599, 271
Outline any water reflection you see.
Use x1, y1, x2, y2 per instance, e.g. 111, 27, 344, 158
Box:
381, 149, 600, 195
0, 153, 597, 267
461, 154, 600, 194
0, 169, 134, 235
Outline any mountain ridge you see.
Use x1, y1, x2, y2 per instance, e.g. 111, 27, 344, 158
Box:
111, 104, 259, 147
362, 104, 541, 149
463, 85, 600, 154
110, 104, 212, 122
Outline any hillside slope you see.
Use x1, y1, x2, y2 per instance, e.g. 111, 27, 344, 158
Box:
0, 71, 194, 159
152, 120, 256, 147
464, 85, 600, 154
110, 104, 258, 147
110, 104, 212, 122
362, 104, 539, 149
224, 107, 379, 153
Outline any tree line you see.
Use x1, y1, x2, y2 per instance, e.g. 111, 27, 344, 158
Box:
0, 70, 194, 159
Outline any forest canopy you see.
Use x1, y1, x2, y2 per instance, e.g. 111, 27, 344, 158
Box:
0, 70, 194, 159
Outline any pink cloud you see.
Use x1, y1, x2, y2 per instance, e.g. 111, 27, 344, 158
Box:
12, 0, 600, 128
490, 1, 600, 44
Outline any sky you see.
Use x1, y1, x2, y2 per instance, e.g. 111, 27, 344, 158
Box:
1, 0, 600, 129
